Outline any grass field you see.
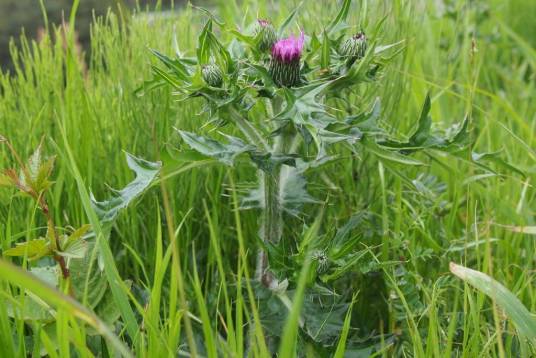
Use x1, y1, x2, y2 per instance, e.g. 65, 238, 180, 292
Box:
0, 0, 535, 356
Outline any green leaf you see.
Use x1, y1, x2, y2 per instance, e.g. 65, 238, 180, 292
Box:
501, 225, 536, 235
33, 157, 55, 193
87, 280, 133, 335
278, 2, 303, 36
4, 238, 51, 261
178, 130, 255, 166
361, 138, 425, 166
6, 295, 54, 322
150, 49, 191, 82
91, 153, 161, 224
151, 65, 182, 89
242, 163, 318, 216
321, 31, 330, 70
70, 242, 108, 309
471, 150, 525, 177
197, 20, 213, 65
0, 258, 133, 357
450, 262, 536, 340
327, 0, 352, 35
0, 173, 15, 187
27, 142, 43, 183
58, 236, 87, 259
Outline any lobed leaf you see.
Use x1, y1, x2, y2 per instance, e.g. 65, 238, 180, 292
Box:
91, 153, 161, 224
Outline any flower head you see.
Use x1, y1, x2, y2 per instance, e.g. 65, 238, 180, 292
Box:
339, 31, 367, 60
201, 64, 223, 87
269, 32, 304, 87
271, 32, 305, 64
255, 19, 277, 52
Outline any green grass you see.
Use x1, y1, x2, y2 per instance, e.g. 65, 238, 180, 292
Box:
0, 0, 535, 356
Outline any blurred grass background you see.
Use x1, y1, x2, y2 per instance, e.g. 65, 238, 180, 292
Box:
0, 0, 535, 356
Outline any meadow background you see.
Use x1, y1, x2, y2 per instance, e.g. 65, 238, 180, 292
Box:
0, 0, 535, 356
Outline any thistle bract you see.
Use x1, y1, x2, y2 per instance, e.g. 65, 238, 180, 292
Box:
269, 32, 304, 87
255, 19, 277, 52
202, 64, 223, 87
339, 31, 367, 60
312, 250, 330, 274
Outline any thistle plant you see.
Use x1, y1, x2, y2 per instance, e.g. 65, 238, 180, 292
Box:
147, 2, 471, 350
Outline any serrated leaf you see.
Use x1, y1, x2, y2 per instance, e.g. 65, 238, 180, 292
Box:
27, 142, 43, 183
275, 83, 333, 127
33, 157, 55, 193
4, 238, 51, 261
250, 152, 297, 172
450, 262, 536, 340
178, 130, 255, 166
91, 153, 161, 224
242, 164, 318, 216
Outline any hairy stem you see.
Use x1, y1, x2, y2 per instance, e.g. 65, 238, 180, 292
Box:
256, 168, 282, 286
256, 127, 295, 287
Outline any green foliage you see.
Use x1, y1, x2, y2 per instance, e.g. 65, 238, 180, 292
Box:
0, 0, 534, 357
450, 263, 536, 340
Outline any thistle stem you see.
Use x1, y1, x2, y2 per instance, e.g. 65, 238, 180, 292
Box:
256, 127, 294, 287
256, 168, 282, 286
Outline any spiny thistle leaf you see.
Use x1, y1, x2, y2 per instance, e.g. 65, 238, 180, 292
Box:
178, 130, 255, 166
91, 153, 161, 224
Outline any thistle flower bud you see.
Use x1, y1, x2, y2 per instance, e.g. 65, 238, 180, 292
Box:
255, 19, 277, 52
269, 32, 304, 87
339, 32, 367, 60
201, 64, 223, 87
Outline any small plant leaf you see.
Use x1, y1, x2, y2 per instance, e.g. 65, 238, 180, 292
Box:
27, 142, 43, 183
197, 20, 213, 65
450, 262, 536, 340
4, 238, 51, 261
0, 173, 15, 187
58, 236, 88, 259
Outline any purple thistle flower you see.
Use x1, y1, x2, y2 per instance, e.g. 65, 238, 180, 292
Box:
271, 32, 304, 64
269, 32, 304, 87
